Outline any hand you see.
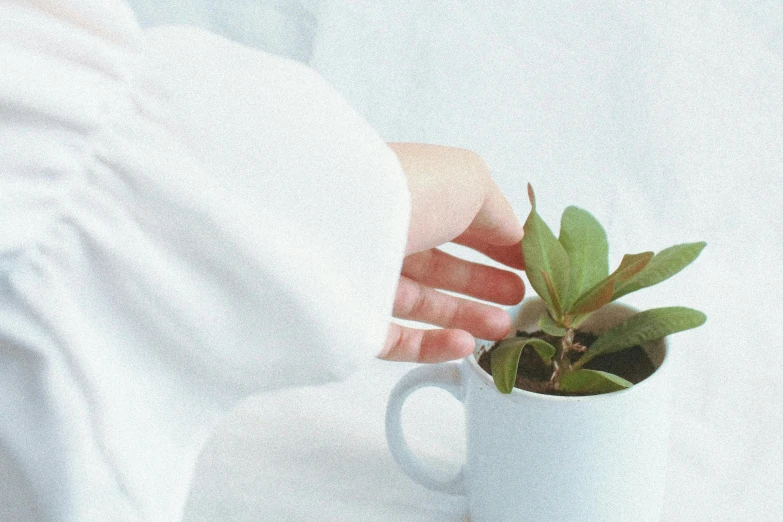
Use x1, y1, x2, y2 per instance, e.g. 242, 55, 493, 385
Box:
379, 143, 525, 363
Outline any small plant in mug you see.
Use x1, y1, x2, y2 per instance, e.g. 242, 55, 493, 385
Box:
488, 185, 706, 395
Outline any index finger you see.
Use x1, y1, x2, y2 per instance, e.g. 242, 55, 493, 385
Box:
453, 233, 526, 270
388, 143, 524, 255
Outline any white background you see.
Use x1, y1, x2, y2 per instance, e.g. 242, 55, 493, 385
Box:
128, 2, 783, 520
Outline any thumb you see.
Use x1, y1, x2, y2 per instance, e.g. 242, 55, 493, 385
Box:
388, 142, 522, 255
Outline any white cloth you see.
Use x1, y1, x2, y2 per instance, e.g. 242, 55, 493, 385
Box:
0, 1, 410, 520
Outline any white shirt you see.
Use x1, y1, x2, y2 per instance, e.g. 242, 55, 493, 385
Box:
0, 1, 410, 520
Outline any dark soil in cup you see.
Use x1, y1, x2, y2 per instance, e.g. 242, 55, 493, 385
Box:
477, 330, 657, 396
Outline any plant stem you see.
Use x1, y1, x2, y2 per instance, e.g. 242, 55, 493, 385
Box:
570, 346, 594, 372
551, 328, 575, 390
570, 355, 586, 372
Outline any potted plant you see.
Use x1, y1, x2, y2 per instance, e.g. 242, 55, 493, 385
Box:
483, 184, 705, 396
386, 185, 705, 521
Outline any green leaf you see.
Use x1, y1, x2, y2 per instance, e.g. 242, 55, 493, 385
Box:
541, 271, 564, 318
539, 313, 567, 337
613, 242, 707, 300
577, 307, 707, 368
558, 206, 609, 309
491, 337, 557, 394
498, 337, 557, 364
490, 341, 523, 394
559, 369, 632, 394
569, 312, 593, 329
611, 252, 655, 284
567, 252, 652, 315
568, 278, 615, 315
528, 339, 557, 362
522, 185, 570, 317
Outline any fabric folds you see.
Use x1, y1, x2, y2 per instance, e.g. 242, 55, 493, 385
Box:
0, 1, 410, 520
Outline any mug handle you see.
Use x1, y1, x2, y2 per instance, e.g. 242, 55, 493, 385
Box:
385, 362, 466, 495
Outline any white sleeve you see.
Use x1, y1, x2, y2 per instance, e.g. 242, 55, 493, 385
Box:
0, 2, 409, 521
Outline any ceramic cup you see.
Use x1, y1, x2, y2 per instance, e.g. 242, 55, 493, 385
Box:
386, 299, 671, 522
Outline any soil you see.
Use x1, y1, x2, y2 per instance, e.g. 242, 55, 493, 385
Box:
477, 329, 657, 396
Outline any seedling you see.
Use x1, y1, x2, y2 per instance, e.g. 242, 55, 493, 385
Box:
489, 185, 706, 395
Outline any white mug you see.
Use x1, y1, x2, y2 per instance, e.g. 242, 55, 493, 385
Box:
386, 299, 671, 522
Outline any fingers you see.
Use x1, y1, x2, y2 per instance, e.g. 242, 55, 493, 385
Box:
401, 249, 525, 306
380, 323, 475, 363
385, 251, 523, 363
392, 275, 513, 341
383, 142, 525, 364
379, 272, 514, 363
